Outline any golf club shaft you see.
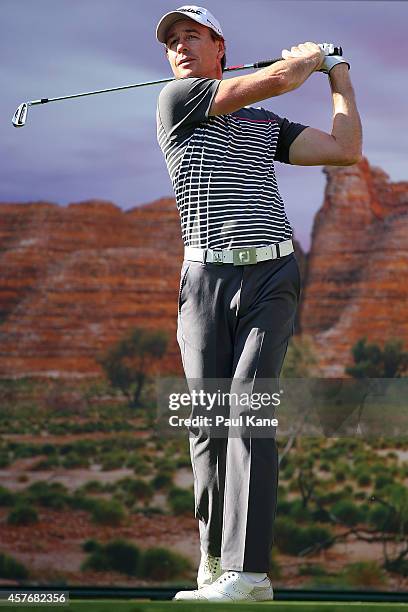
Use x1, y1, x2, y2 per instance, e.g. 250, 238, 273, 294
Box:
12, 44, 342, 126
25, 47, 343, 107
25, 60, 283, 107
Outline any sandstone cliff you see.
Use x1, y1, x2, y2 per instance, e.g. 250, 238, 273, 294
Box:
0, 199, 184, 378
299, 157, 408, 375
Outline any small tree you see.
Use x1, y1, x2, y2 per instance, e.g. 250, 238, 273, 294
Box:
346, 337, 408, 378
97, 327, 168, 407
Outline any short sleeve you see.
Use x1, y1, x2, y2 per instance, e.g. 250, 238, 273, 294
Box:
275, 116, 309, 164
157, 77, 221, 141
264, 111, 308, 164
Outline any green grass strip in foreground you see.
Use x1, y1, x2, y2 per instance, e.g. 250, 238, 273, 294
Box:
5, 600, 408, 611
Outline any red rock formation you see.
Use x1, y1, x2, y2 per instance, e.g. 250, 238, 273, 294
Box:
0, 199, 184, 378
299, 158, 408, 376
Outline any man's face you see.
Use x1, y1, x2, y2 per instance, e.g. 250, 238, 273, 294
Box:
165, 19, 224, 79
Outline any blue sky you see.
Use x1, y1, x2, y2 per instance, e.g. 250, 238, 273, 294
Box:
1, 0, 407, 250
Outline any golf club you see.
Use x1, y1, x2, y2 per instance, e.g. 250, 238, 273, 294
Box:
12, 43, 342, 127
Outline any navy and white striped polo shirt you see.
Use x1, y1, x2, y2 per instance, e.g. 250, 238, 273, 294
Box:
156, 77, 307, 250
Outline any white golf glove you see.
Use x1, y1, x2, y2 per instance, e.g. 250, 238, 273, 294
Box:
317, 43, 350, 74
318, 55, 350, 74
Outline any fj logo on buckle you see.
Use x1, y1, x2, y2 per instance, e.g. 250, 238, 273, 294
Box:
233, 248, 257, 265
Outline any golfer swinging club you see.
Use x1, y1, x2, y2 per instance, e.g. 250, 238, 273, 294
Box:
156, 5, 362, 602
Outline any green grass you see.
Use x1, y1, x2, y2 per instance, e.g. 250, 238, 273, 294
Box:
3, 600, 408, 611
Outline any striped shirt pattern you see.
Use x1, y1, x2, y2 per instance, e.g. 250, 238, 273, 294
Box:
157, 77, 307, 250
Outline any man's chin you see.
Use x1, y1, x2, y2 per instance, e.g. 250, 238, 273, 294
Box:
177, 67, 196, 78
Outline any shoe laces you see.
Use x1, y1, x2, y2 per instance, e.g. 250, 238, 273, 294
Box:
203, 554, 221, 574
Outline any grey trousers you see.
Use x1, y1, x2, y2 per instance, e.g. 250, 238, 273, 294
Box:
176, 251, 301, 572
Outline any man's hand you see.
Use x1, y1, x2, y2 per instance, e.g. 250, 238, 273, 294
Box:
281, 42, 325, 71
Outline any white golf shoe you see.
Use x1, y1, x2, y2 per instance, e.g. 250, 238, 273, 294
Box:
173, 570, 274, 601
173, 550, 222, 600
197, 550, 223, 588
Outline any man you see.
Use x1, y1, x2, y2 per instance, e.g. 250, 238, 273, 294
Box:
155, 5, 362, 602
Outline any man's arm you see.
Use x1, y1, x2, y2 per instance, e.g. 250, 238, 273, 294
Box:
209, 42, 324, 116
288, 64, 363, 165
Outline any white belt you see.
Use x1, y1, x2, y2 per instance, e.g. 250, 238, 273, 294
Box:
184, 239, 294, 266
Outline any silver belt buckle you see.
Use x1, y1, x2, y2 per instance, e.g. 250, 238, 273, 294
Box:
233, 247, 257, 266
212, 250, 224, 264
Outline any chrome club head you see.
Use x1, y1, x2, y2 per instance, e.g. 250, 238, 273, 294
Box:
12, 103, 28, 127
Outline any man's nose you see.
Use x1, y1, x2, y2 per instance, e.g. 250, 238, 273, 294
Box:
176, 39, 189, 53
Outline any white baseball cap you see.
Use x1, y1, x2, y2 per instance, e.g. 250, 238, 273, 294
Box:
156, 5, 223, 44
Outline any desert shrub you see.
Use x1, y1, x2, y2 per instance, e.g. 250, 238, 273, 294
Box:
288, 499, 313, 522
0, 453, 11, 468
342, 561, 387, 587
151, 472, 173, 491
90, 499, 125, 526
79, 480, 105, 494
168, 487, 194, 515
385, 558, 408, 577
139, 547, 190, 580
100, 451, 127, 471
13, 444, 39, 459
319, 462, 331, 472
82, 538, 141, 576
298, 563, 327, 576
331, 500, 364, 526
81, 549, 111, 572
39, 443, 57, 455
281, 464, 295, 479
117, 478, 153, 503
357, 472, 372, 487
83, 539, 140, 575
371, 463, 387, 474
367, 505, 402, 533
61, 452, 90, 469
0, 551, 29, 579
60, 444, 74, 455
311, 507, 332, 523
25, 481, 68, 510
334, 469, 346, 482
277, 499, 291, 514
320, 446, 341, 462
154, 458, 176, 473
126, 455, 151, 475
274, 516, 333, 555
0, 486, 16, 506
374, 474, 394, 490
82, 539, 101, 553
68, 493, 98, 512
7, 505, 38, 525
104, 539, 141, 575
316, 490, 346, 505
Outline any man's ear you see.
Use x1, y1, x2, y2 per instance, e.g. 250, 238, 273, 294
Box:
217, 39, 225, 61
